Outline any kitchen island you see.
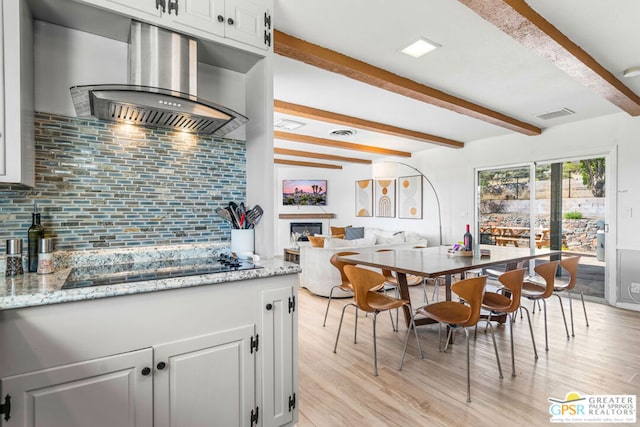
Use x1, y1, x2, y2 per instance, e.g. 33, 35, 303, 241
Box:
0, 243, 300, 427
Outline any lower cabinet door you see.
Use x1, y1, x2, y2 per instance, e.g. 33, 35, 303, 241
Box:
262, 286, 295, 427
0, 348, 153, 427
153, 324, 256, 427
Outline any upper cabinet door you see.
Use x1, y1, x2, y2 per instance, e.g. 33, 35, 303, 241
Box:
225, 0, 268, 50
171, 0, 225, 38
0, 348, 153, 427
87, 0, 164, 19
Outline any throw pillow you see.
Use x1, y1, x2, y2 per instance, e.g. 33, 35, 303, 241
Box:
330, 225, 351, 236
308, 235, 325, 248
345, 226, 365, 240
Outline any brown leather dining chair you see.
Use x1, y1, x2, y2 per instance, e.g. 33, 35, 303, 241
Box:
323, 252, 390, 344
480, 268, 537, 376
376, 248, 423, 329
520, 260, 565, 351
407, 275, 503, 402
334, 265, 423, 376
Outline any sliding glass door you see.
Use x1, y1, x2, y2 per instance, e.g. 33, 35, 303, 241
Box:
477, 157, 607, 300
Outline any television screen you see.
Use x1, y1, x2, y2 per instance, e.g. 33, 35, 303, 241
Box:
283, 180, 327, 206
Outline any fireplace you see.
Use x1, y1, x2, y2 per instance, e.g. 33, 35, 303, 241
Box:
290, 222, 322, 241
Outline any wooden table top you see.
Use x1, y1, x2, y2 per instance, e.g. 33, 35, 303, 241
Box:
338, 245, 560, 278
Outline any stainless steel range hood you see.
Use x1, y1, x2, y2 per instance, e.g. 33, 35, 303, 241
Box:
71, 22, 248, 136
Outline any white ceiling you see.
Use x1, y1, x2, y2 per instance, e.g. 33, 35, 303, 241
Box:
272, 0, 640, 165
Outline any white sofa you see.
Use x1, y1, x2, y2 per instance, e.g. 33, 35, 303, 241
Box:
298, 228, 428, 297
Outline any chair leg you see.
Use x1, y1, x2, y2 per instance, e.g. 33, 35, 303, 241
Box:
520, 305, 538, 360
568, 290, 575, 337
354, 305, 358, 344
464, 328, 471, 402
542, 299, 549, 351
422, 278, 429, 303
554, 293, 570, 340
578, 288, 589, 327
322, 286, 338, 327
400, 304, 424, 371
508, 313, 515, 376
485, 322, 504, 380
372, 311, 379, 376
333, 303, 357, 353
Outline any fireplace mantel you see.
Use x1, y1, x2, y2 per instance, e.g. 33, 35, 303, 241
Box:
279, 213, 335, 219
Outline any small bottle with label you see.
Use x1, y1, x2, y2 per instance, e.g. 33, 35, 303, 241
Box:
37, 238, 54, 275
6, 239, 24, 276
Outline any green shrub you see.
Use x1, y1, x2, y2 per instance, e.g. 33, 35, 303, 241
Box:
563, 211, 583, 220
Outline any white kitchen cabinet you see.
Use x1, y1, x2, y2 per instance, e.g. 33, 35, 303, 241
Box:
262, 287, 296, 427
0, 349, 153, 427
0, 0, 35, 185
0, 274, 297, 426
76, 0, 271, 51
154, 325, 256, 427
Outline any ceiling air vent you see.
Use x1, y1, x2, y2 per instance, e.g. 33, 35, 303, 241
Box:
535, 108, 575, 121
330, 129, 357, 137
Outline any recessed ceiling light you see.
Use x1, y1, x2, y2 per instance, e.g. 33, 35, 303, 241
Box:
623, 67, 640, 78
400, 37, 441, 58
274, 119, 305, 130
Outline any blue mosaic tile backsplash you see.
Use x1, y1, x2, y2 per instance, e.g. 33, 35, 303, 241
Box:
0, 113, 246, 250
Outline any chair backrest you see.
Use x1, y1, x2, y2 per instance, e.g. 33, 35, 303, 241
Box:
451, 276, 488, 327
533, 260, 560, 298
559, 256, 580, 291
329, 251, 360, 287
343, 265, 387, 312
497, 268, 526, 313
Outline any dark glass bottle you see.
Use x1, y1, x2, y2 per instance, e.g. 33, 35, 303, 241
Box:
28, 212, 44, 272
463, 224, 473, 251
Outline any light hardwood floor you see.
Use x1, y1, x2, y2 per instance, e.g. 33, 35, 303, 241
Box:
297, 283, 640, 426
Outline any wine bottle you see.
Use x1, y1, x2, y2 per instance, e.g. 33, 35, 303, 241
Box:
28, 203, 45, 273
463, 224, 473, 251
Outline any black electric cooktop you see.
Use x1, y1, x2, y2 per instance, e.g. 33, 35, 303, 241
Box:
62, 255, 261, 289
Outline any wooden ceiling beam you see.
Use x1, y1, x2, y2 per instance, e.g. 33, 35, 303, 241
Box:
274, 131, 411, 157
274, 30, 541, 136
274, 147, 372, 164
459, 0, 640, 116
274, 100, 464, 148
274, 158, 343, 169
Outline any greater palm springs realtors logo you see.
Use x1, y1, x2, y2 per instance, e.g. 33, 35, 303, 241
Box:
549, 392, 636, 423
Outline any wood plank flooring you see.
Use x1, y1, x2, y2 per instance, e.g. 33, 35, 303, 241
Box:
297, 283, 640, 426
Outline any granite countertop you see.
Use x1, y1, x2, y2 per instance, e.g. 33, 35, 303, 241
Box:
0, 243, 301, 311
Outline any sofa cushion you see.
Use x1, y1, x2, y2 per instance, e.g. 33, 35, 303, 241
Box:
324, 235, 376, 248
308, 235, 325, 247
345, 226, 365, 240
376, 231, 405, 245
330, 225, 350, 236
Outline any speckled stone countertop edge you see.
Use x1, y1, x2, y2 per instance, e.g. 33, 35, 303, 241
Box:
0, 243, 301, 311
1, 260, 301, 311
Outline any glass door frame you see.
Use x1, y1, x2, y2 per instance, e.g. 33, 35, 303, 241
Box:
474, 148, 617, 305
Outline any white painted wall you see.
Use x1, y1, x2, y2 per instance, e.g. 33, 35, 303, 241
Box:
275, 112, 640, 308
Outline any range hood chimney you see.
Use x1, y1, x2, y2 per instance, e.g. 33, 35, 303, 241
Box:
71, 22, 248, 136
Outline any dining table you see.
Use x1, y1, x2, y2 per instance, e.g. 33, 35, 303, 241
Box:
338, 245, 561, 327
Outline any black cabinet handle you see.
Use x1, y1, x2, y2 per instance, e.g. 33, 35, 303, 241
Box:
141, 367, 151, 376
227, 17, 234, 25
217, 15, 224, 22
168, 0, 178, 15
157, 362, 166, 370
266, 303, 273, 310
156, 0, 166, 13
